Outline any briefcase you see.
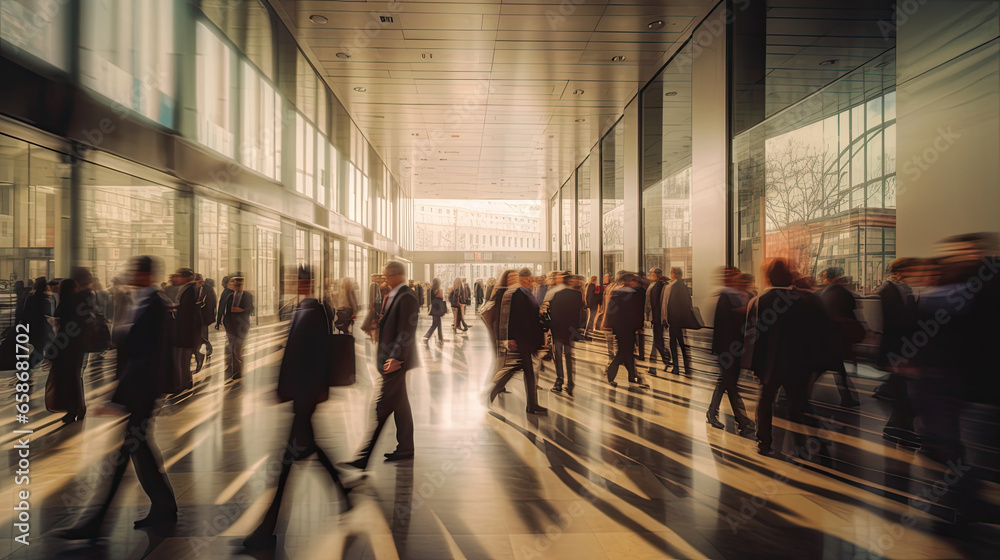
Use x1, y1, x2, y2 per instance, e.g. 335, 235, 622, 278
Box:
327, 333, 356, 386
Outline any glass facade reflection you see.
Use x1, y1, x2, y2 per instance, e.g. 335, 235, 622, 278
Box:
642, 42, 693, 278
734, 55, 897, 294
601, 121, 625, 278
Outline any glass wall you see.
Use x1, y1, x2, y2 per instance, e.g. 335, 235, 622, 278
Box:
196, 21, 235, 157
240, 62, 282, 180
414, 200, 542, 252
0, 135, 70, 330
576, 155, 594, 278
601, 120, 625, 279
549, 195, 559, 270
78, 163, 191, 286
734, 55, 897, 294
641, 42, 693, 278
560, 179, 574, 270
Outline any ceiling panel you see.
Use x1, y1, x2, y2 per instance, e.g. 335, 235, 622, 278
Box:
274, 0, 718, 199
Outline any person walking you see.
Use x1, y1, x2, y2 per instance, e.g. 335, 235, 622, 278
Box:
645, 268, 670, 374
244, 266, 353, 551
604, 273, 648, 388
46, 270, 95, 423
490, 268, 547, 415
707, 267, 754, 437
22, 277, 53, 369
170, 268, 199, 389
549, 274, 584, 396
662, 267, 695, 376
193, 273, 216, 373
449, 278, 468, 332
347, 261, 419, 468
423, 278, 446, 345
221, 276, 254, 381
55, 256, 179, 539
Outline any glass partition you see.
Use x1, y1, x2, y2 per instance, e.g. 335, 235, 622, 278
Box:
601, 120, 625, 279
733, 54, 897, 294
560, 179, 574, 270
641, 42, 693, 279
575, 155, 594, 278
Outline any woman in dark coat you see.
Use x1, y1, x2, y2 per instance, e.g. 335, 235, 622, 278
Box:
47, 277, 90, 423
22, 277, 54, 368
604, 273, 647, 388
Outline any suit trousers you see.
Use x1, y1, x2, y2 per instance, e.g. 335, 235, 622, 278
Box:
492, 348, 539, 410
424, 315, 443, 341
225, 335, 246, 379
756, 373, 809, 451
606, 331, 638, 383
708, 355, 752, 427
83, 411, 177, 527
553, 340, 574, 390
648, 323, 669, 364
251, 401, 349, 538
668, 326, 691, 372
356, 370, 414, 467
173, 347, 194, 389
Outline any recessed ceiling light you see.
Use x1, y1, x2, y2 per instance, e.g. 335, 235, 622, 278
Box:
309, 14, 328, 24
647, 20, 665, 30
664, 91, 678, 96
611, 55, 627, 62
336, 52, 351, 59
573, 89, 584, 95
574, 118, 586, 122
353, 86, 366, 92
819, 59, 838, 66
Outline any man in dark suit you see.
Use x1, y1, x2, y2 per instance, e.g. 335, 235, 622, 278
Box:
193, 274, 217, 373
56, 256, 178, 539
707, 267, 754, 437
816, 267, 861, 406
244, 266, 352, 551
549, 274, 584, 396
348, 261, 419, 469
216, 275, 232, 327
874, 258, 919, 445
490, 267, 547, 415
645, 268, 670, 374
172, 268, 200, 389
662, 267, 694, 376
742, 258, 829, 456
222, 276, 254, 380
413, 280, 424, 309
605, 273, 648, 388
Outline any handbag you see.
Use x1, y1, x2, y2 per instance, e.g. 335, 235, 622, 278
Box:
321, 304, 356, 386
430, 298, 447, 317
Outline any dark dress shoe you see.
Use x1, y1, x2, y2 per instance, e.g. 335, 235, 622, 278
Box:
550, 384, 563, 393
739, 427, 757, 439
565, 387, 574, 397
134, 511, 177, 529
630, 380, 650, 389
384, 452, 414, 462
526, 406, 548, 415
757, 445, 777, 457
606, 379, 618, 388
706, 415, 725, 429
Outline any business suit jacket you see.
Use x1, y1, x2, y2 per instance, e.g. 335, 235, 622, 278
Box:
277, 298, 331, 405
712, 288, 749, 356
876, 280, 914, 369
645, 279, 666, 324
505, 286, 544, 352
585, 282, 601, 309
223, 291, 254, 340
741, 287, 828, 384
198, 284, 217, 327
174, 282, 202, 348
414, 283, 425, 307
377, 285, 420, 374
817, 282, 862, 359
607, 287, 645, 335
662, 279, 696, 328
549, 287, 584, 344
112, 289, 175, 415
217, 287, 233, 325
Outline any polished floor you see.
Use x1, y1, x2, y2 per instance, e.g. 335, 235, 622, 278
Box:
1, 313, 998, 559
